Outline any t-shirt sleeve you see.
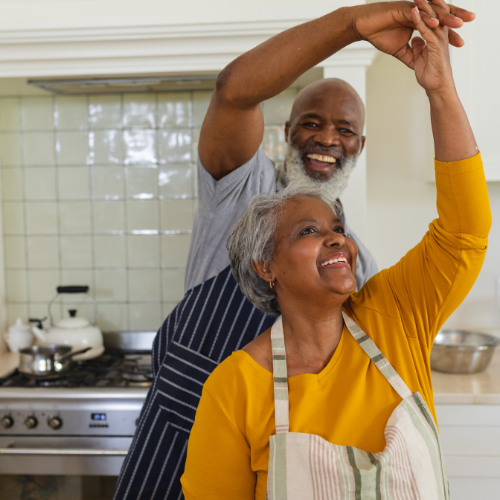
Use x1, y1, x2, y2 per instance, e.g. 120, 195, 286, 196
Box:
374, 153, 491, 350
185, 149, 277, 291
181, 388, 256, 500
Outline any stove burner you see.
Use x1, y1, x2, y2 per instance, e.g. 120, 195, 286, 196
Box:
122, 366, 153, 382
0, 353, 153, 389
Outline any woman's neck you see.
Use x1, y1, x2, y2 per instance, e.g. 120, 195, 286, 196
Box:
280, 305, 345, 377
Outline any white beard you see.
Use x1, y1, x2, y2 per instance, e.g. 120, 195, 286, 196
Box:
283, 142, 358, 204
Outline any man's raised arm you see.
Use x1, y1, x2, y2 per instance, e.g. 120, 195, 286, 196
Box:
200, 0, 473, 180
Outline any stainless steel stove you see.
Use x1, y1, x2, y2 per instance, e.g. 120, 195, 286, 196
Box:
0, 333, 154, 476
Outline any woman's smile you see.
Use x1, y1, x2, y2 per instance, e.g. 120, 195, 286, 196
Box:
319, 251, 351, 268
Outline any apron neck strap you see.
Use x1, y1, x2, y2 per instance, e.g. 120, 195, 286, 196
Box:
271, 317, 289, 433
342, 311, 412, 400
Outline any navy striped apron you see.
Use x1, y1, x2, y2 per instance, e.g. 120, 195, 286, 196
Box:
113, 265, 275, 500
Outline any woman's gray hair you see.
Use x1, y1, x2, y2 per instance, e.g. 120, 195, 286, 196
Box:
227, 182, 342, 316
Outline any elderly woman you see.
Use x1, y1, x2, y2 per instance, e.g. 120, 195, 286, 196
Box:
181, 6, 491, 500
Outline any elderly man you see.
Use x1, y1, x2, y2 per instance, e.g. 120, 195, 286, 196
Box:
114, 1, 470, 499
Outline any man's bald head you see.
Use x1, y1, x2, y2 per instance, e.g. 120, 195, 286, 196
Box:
289, 78, 365, 128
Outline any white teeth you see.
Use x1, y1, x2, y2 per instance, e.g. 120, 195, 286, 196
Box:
321, 257, 348, 266
307, 154, 337, 164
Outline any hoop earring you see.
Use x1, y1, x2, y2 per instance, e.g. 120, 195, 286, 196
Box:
269, 281, 275, 290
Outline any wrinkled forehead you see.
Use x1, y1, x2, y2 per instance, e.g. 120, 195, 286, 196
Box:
290, 85, 365, 131
276, 195, 342, 235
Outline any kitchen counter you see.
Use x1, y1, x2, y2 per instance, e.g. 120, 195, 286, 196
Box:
433, 347, 500, 405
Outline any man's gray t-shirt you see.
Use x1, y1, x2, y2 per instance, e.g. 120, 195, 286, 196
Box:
185, 148, 378, 292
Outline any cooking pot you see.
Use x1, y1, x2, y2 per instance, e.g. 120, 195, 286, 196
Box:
19, 345, 91, 378
430, 330, 500, 374
32, 285, 104, 360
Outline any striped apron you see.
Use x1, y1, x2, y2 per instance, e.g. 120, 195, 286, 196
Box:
267, 313, 450, 500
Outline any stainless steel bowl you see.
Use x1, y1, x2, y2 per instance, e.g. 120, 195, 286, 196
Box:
430, 330, 500, 374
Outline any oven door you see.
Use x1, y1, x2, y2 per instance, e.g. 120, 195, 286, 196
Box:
0, 436, 131, 475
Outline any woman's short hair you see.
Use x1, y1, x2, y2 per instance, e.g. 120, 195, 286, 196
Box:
227, 182, 341, 316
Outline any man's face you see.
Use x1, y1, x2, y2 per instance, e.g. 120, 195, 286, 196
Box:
284, 85, 366, 181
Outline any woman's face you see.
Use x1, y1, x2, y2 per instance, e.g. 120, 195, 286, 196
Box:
266, 195, 358, 309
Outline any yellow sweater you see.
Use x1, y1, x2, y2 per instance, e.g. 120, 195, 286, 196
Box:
181, 154, 491, 500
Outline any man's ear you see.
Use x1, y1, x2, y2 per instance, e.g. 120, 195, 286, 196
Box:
284, 121, 291, 142
359, 135, 366, 155
252, 260, 274, 283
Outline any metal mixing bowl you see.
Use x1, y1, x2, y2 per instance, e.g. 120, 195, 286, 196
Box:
430, 330, 500, 374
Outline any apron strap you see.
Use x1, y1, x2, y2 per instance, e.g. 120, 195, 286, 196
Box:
342, 311, 412, 400
271, 316, 289, 433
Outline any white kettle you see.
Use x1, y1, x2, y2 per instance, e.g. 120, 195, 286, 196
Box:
32, 286, 104, 361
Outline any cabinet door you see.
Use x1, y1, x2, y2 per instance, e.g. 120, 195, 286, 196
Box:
436, 405, 500, 499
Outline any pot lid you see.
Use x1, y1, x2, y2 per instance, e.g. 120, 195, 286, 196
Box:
55, 309, 90, 329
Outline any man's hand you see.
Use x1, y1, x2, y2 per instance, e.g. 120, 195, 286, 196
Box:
351, 1, 475, 69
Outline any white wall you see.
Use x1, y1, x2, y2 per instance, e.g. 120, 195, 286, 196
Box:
366, 0, 500, 330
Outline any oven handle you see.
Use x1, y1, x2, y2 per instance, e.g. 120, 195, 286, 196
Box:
0, 446, 128, 456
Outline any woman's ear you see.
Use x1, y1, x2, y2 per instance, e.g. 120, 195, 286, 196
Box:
252, 260, 274, 283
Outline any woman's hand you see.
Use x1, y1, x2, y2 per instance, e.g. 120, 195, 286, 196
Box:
410, 4, 455, 94
351, 1, 475, 69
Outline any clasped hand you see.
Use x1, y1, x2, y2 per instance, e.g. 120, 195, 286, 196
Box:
351, 0, 475, 93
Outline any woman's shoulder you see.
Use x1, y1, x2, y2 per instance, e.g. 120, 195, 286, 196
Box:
204, 343, 273, 401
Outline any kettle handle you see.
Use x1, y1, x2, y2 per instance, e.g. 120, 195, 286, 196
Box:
48, 286, 97, 327
32, 326, 46, 342
57, 286, 89, 294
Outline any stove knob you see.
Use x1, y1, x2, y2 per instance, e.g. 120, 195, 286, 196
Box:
1, 416, 13, 429
48, 417, 62, 430
25, 416, 38, 429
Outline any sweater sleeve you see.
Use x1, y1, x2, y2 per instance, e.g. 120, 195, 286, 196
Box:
181, 387, 256, 500
381, 153, 491, 350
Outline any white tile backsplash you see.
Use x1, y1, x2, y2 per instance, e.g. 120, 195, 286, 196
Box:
55, 95, 88, 131
1, 90, 290, 330
24, 167, 57, 201
93, 235, 127, 268
126, 200, 159, 234
160, 199, 194, 233
128, 269, 160, 302
1, 168, 23, 201
158, 129, 192, 163
92, 166, 125, 200
23, 132, 55, 166
89, 95, 123, 129
93, 201, 126, 233
0, 98, 21, 132
127, 235, 160, 268
158, 92, 192, 128
1, 133, 22, 166
27, 236, 59, 269
89, 130, 123, 165
95, 269, 127, 302
57, 167, 90, 200
59, 201, 92, 234
124, 94, 156, 129
125, 165, 158, 200
4, 236, 26, 269
60, 235, 93, 268
28, 270, 60, 302
129, 303, 162, 330
3, 202, 25, 234
21, 97, 54, 132
25, 201, 58, 235
56, 131, 89, 165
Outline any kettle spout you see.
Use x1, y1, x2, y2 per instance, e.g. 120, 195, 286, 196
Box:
32, 326, 46, 342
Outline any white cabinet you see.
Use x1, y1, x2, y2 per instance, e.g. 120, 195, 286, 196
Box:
436, 405, 500, 499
